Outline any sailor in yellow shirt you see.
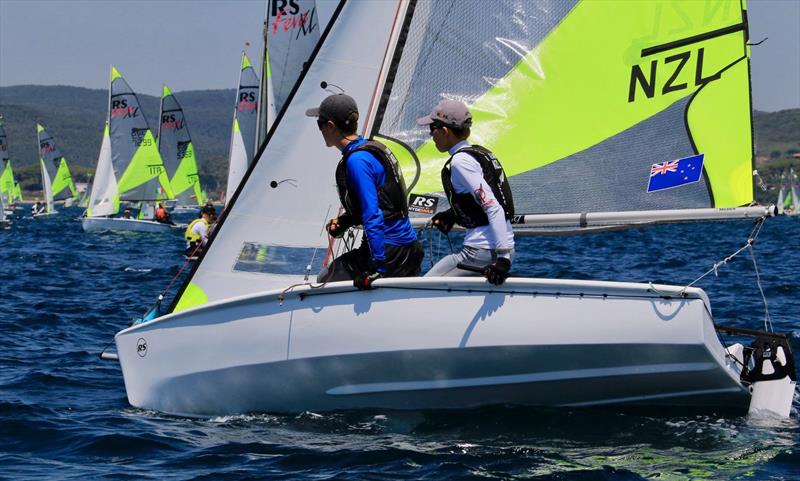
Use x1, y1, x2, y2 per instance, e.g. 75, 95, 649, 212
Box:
185, 205, 216, 258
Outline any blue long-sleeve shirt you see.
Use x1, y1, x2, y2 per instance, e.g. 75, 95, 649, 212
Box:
342, 137, 416, 268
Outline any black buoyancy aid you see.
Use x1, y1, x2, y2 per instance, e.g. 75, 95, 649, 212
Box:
441, 145, 514, 229
335, 140, 409, 225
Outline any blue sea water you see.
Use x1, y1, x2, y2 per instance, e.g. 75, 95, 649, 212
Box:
1, 207, 798, 480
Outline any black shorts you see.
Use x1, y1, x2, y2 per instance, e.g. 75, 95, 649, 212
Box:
318, 240, 424, 282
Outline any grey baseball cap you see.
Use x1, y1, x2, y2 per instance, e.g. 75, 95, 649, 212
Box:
416, 99, 472, 129
305, 93, 359, 126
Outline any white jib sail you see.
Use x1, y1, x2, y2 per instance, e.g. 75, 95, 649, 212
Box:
176, 0, 408, 308
87, 125, 118, 217
40, 160, 54, 213
225, 120, 248, 204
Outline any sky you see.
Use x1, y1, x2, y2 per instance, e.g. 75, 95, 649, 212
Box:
0, 0, 798, 112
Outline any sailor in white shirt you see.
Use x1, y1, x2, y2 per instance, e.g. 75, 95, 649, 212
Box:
417, 99, 515, 285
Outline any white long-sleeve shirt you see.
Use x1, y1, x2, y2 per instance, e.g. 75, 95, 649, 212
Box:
448, 140, 514, 253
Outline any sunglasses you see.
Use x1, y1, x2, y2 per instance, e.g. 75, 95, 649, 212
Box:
429, 123, 445, 135
317, 118, 330, 130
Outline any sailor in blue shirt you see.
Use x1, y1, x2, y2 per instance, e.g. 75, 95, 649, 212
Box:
306, 93, 423, 289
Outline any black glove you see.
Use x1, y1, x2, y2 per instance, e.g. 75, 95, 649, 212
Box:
354, 271, 382, 290
326, 213, 354, 238
431, 209, 456, 234
484, 257, 511, 285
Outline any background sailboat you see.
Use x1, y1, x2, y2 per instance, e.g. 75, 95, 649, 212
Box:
109, 0, 793, 417
0, 118, 23, 208
224, 52, 259, 205
158, 84, 205, 212
0, 188, 9, 229
777, 168, 799, 216
82, 66, 175, 233
35, 123, 79, 216
256, 0, 326, 145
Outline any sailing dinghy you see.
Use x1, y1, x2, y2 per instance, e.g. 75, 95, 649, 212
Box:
34, 123, 79, 217
107, 0, 795, 417
225, 52, 260, 205
0, 190, 9, 229
776, 169, 799, 216
0, 118, 23, 211
158, 85, 205, 212
83, 66, 176, 233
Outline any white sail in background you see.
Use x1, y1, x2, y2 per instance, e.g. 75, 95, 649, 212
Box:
257, 0, 330, 144
39, 159, 54, 214
225, 118, 248, 202
225, 52, 260, 204
86, 124, 117, 217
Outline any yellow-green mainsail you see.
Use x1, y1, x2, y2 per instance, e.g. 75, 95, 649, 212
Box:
385, 0, 753, 209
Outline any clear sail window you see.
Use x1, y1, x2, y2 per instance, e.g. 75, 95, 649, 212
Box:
233, 242, 327, 276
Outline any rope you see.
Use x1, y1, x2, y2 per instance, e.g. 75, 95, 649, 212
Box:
748, 241, 773, 332
277, 223, 348, 304
679, 216, 773, 332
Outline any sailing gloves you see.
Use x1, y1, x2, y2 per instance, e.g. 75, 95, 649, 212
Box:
327, 214, 355, 238
354, 271, 382, 290
484, 257, 511, 285
431, 209, 457, 234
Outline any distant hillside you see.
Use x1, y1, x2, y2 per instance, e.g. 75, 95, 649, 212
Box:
0, 85, 235, 192
1, 85, 798, 203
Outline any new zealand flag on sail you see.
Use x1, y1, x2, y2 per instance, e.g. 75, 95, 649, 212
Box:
647, 154, 704, 193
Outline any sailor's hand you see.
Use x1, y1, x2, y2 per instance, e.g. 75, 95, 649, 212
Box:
326, 217, 346, 238
484, 257, 511, 285
326, 214, 354, 238
430, 209, 456, 234
354, 271, 382, 290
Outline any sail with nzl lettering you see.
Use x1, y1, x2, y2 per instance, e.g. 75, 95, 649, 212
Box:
158, 84, 205, 207
372, 0, 756, 230
225, 52, 260, 204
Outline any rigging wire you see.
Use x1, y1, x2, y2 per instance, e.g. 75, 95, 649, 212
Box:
680, 216, 773, 332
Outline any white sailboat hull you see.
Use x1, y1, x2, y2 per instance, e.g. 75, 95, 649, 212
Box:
171, 205, 200, 214
115, 277, 749, 416
33, 211, 58, 218
82, 216, 175, 233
